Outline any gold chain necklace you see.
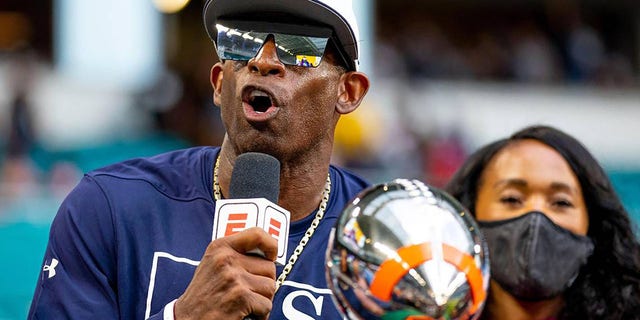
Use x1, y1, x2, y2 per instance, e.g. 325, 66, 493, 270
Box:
213, 155, 331, 290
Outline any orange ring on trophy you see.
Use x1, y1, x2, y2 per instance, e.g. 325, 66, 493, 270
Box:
370, 242, 486, 314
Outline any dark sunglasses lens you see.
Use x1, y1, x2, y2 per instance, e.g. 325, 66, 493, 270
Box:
216, 25, 267, 61
216, 24, 329, 68
272, 34, 329, 67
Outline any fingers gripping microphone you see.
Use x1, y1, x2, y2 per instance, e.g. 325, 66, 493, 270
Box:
212, 152, 291, 265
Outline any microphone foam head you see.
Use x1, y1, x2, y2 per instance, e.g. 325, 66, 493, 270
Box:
229, 152, 281, 203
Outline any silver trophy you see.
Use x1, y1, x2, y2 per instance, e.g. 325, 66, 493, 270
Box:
326, 179, 489, 319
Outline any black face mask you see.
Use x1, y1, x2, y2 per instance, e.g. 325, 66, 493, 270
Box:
478, 211, 594, 301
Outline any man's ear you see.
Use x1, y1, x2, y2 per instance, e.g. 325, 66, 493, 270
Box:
336, 71, 370, 115
210, 62, 224, 107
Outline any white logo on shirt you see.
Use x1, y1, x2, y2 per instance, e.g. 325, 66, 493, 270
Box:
280, 280, 337, 319
43, 258, 59, 278
283, 290, 324, 320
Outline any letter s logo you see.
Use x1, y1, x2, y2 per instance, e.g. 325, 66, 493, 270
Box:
282, 290, 324, 320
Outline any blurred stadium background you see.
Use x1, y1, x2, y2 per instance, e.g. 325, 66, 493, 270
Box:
1, 0, 639, 318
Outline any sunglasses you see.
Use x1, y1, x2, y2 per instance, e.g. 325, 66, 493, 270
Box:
215, 20, 342, 68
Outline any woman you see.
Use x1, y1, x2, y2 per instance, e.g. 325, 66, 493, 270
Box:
445, 125, 640, 319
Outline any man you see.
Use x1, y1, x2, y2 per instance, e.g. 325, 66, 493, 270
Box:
29, 0, 370, 319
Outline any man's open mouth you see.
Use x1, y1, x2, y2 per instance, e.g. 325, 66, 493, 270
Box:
242, 87, 279, 121
248, 90, 274, 113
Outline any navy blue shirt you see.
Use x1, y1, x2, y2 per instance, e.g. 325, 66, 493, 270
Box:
29, 147, 369, 319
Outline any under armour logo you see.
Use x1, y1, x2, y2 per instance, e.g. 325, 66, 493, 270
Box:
43, 258, 59, 279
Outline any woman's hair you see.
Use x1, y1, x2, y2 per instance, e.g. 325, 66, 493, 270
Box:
445, 125, 640, 319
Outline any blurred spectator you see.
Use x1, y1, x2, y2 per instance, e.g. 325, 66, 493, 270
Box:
5, 49, 36, 158
7, 91, 35, 157
510, 21, 563, 83
566, 21, 605, 83
1, 48, 39, 201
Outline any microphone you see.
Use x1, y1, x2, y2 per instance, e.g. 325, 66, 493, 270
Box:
230, 152, 280, 202
212, 152, 290, 265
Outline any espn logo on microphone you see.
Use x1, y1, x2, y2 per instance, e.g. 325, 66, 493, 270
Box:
213, 199, 290, 265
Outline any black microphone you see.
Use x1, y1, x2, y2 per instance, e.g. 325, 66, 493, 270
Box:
224, 153, 285, 320
212, 152, 290, 264
230, 152, 280, 203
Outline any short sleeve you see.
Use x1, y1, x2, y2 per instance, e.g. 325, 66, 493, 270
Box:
28, 175, 119, 319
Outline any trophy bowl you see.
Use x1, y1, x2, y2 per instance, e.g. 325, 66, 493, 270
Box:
326, 179, 489, 319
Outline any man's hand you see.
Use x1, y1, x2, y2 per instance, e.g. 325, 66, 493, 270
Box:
174, 227, 278, 319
